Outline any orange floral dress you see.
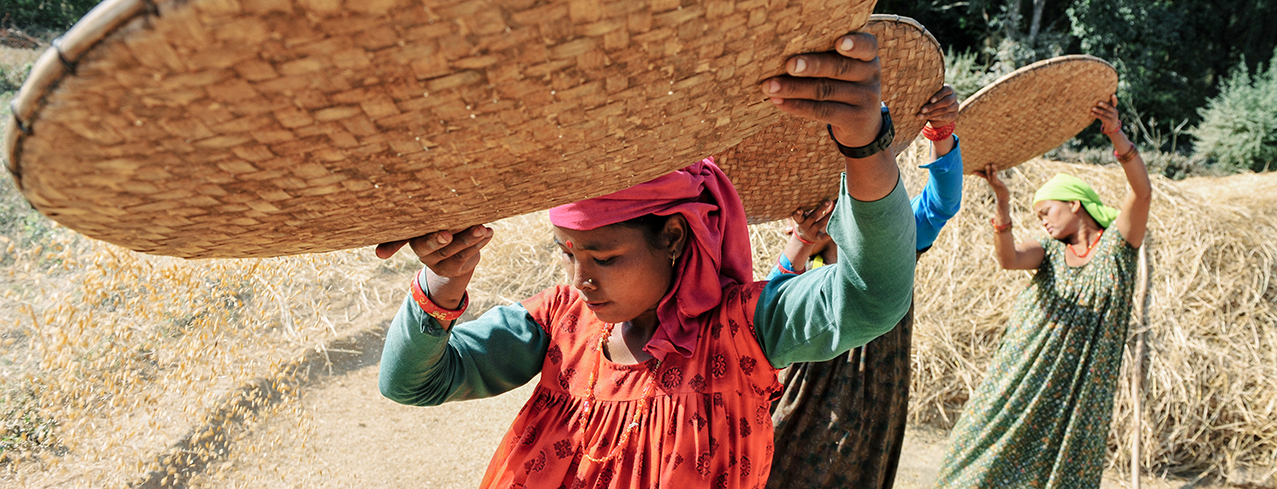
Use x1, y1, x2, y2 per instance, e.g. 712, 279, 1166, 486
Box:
480, 282, 780, 489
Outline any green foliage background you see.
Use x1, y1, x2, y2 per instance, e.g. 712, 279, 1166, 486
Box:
1191, 50, 1277, 173
0, 0, 101, 30
880, 0, 1277, 174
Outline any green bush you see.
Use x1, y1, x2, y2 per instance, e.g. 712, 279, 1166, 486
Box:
945, 48, 1002, 101
0, 0, 101, 31
1191, 50, 1277, 173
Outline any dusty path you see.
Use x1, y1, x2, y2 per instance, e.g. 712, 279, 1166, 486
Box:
184, 326, 1222, 489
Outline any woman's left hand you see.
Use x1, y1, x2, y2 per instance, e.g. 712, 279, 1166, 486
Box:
760, 33, 882, 148
1091, 94, 1121, 134
918, 84, 958, 127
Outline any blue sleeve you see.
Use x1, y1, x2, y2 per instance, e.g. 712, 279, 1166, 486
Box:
764, 255, 796, 281
912, 136, 963, 250
378, 276, 549, 406
752, 175, 916, 368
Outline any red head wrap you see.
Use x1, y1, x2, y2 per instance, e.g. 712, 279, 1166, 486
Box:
547, 158, 753, 359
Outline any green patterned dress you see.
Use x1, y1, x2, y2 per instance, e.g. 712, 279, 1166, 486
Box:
933, 228, 1138, 488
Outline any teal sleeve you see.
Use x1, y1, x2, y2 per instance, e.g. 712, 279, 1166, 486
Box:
752, 175, 916, 368
378, 290, 549, 406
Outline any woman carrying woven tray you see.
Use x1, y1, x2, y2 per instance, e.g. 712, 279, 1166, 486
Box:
376, 33, 918, 489
764, 85, 963, 489
932, 94, 1151, 488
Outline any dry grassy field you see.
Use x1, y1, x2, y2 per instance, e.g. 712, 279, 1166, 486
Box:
2, 44, 1276, 487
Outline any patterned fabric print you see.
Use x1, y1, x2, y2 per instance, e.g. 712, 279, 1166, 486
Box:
480, 283, 781, 489
767, 303, 913, 489
767, 252, 921, 489
933, 229, 1138, 488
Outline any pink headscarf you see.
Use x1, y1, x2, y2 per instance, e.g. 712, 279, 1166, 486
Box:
547, 157, 753, 359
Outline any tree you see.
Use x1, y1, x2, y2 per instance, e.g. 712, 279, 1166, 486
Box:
1, 0, 102, 31
1191, 50, 1277, 173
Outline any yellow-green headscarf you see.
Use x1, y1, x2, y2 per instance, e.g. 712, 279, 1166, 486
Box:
1032, 173, 1119, 228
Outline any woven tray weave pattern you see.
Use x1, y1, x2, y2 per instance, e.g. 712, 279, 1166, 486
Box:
957, 55, 1117, 174
4, 0, 875, 258
716, 14, 943, 223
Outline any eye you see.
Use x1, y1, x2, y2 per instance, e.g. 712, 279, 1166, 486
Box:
593, 256, 617, 266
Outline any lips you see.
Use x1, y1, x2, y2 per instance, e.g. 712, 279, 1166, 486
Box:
583, 300, 609, 311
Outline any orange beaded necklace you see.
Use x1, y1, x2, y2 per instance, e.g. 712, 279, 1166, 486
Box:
577, 322, 661, 464
1068, 229, 1104, 258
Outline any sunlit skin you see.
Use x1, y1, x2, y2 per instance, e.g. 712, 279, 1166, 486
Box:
552, 218, 687, 365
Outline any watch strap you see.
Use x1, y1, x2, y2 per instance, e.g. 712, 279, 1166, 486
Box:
827, 105, 894, 159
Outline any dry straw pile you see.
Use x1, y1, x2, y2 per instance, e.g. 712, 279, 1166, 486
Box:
0, 221, 423, 486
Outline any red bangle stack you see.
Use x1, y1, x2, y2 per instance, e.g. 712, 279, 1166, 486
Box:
411, 269, 469, 323
922, 121, 956, 141
1102, 122, 1123, 135
990, 218, 1012, 233
1114, 145, 1139, 164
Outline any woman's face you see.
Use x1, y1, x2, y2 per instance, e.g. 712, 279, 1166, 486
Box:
553, 223, 676, 326
1033, 200, 1083, 239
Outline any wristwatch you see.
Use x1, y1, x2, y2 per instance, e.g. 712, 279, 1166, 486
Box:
827, 103, 894, 159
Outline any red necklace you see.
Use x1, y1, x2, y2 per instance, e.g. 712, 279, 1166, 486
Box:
578, 322, 660, 464
1068, 229, 1104, 258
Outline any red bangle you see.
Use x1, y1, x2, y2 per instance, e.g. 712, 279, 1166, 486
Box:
1102, 122, 1122, 135
795, 234, 815, 245
777, 258, 801, 275
921, 121, 955, 141
411, 269, 468, 323
990, 218, 1012, 233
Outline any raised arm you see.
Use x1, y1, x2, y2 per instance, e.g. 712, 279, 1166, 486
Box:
764, 32, 899, 201
1096, 95, 1152, 248
976, 164, 1046, 270
375, 225, 547, 406
753, 32, 916, 367
914, 84, 963, 251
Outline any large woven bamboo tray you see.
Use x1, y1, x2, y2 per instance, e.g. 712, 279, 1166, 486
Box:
3, 0, 876, 258
716, 14, 944, 223
957, 54, 1117, 174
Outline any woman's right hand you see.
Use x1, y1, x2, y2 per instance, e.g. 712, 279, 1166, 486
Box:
790, 200, 835, 246
377, 225, 494, 277
972, 163, 1009, 201
375, 225, 494, 310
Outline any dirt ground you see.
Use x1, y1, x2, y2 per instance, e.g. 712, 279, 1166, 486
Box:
183, 326, 1225, 489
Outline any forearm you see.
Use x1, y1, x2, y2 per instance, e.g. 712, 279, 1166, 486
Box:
781, 237, 816, 273
931, 134, 956, 158
843, 150, 900, 202
1111, 133, 1152, 198
423, 269, 470, 310
991, 196, 1016, 267
378, 295, 548, 406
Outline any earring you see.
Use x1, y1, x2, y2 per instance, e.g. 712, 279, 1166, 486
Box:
671, 256, 677, 267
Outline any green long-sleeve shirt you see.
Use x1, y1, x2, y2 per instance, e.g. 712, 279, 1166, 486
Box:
379, 175, 916, 406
